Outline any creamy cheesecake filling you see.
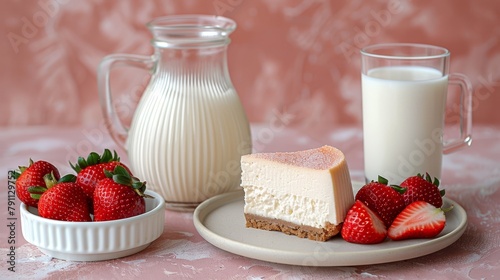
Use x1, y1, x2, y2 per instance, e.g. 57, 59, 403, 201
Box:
243, 185, 330, 228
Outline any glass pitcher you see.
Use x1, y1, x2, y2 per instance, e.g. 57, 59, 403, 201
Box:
98, 15, 252, 210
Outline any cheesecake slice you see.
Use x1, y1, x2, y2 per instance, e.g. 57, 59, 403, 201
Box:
241, 145, 354, 241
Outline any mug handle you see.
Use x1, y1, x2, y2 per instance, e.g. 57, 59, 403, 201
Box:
443, 73, 473, 154
97, 54, 155, 150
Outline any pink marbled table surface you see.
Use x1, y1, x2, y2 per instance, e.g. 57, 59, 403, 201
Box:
1, 124, 499, 279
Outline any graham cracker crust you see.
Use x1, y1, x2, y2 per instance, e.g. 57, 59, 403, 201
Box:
244, 213, 341, 242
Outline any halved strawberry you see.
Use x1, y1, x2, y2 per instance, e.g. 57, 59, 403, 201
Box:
400, 173, 444, 208
355, 176, 406, 228
341, 200, 387, 244
12, 159, 60, 208
388, 201, 449, 241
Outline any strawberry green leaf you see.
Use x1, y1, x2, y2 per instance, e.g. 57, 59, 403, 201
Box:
390, 184, 406, 194
433, 177, 440, 187
70, 149, 121, 173
104, 164, 149, 197
377, 175, 388, 185
132, 181, 145, 190
27, 186, 47, 193
101, 149, 120, 163
30, 193, 43, 200
101, 149, 113, 162
104, 169, 113, 178
27, 186, 47, 200
425, 173, 432, 183
113, 165, 131, 178
77, 156, 88, 170
113, 174, 132, 185
69, 161, 82, 173
86, 152, 100, 166
440, 189, 446, 197
59, 174, 77, 183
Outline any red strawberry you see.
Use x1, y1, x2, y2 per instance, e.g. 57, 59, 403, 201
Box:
93, 165, 149, 222
29, 173, 91, 222
13, 159, 60, 207
355, 176, 406, 228
400, 173, 444, 208
388, 201, 449, 240
341, 200, 387, 244
70, 149, 131, 208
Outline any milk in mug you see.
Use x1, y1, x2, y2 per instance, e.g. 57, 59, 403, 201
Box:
362, 66, 448, 184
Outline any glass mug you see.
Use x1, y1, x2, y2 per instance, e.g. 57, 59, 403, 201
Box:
361, 43, 473, 184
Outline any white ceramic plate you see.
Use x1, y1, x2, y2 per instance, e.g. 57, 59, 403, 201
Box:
193, 183, 467, 266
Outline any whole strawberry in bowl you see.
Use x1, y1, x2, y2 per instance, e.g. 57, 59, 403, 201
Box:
12, 159, 60, 208
70, 149, 132, 211
93, 165, 151, 222
28, 173, 92, 222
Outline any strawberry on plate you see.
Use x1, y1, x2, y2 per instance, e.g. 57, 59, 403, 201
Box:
70, 149, 131, 209
355, 176, 406, 228
388, 200, 450, 241
93, 165, 150, 222
12, 159, 60, 208
29, 173, 92, 222
341, 200, 387, 244
400, 173, 444, 208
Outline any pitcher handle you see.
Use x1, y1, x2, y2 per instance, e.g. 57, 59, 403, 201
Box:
98, 54, 155, 150
443, 73, 473, 154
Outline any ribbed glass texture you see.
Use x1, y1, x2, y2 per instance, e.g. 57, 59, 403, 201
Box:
127, 46, 251, 206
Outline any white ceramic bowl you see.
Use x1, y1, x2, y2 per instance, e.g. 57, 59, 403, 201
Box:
20, 190, 165, 261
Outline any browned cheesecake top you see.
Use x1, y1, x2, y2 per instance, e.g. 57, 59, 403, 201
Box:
245, 145, 345, 170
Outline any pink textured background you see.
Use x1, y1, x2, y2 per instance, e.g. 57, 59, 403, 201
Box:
1, 0, 499, 127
